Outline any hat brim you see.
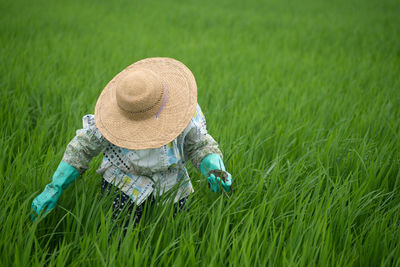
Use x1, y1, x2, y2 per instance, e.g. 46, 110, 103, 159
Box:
94, 57, 197, 150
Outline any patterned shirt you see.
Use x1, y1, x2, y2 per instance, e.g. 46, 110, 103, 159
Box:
62, 104, 222, 205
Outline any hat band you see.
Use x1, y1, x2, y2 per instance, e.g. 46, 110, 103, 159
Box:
155, 83, 167, 119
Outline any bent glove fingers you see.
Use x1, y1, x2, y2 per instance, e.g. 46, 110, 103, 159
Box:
31, 197, 46, 219
208, 174, 221, 193
31, 200, 56, 221
208, 173, 234, 193
221, 174, 233, 192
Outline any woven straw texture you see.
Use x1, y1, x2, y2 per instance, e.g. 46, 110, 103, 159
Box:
95, 57, 197, 150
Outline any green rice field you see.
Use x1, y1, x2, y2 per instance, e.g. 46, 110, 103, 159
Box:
1, 0, 400, 265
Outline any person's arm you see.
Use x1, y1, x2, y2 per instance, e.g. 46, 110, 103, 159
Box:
184, 105, 233, 192
31, 115, 107, 220
62, 115, 107, 174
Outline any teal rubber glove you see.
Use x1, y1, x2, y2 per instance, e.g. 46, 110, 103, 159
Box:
200, 154, 233, 193
31, 161, 79, 221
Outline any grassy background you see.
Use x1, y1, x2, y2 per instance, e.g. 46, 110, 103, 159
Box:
1, 0, 400, 265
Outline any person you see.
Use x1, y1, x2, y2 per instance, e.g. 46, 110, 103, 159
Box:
31, 57, 233, 226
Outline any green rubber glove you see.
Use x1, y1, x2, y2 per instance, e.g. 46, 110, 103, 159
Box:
31, 161, 79, 221
200, 154, 233, 192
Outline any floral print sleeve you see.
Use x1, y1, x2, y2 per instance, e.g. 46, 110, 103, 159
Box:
62, 115, 109, 174
183, 105, 223, 170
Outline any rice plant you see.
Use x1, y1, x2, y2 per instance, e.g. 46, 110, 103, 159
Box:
1, 0, 399, 265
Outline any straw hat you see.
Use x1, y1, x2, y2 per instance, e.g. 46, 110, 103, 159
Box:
94, 57, 197, 150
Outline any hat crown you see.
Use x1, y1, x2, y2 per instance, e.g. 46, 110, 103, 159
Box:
115, 69, 164, 119
95, 57, 198, 150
